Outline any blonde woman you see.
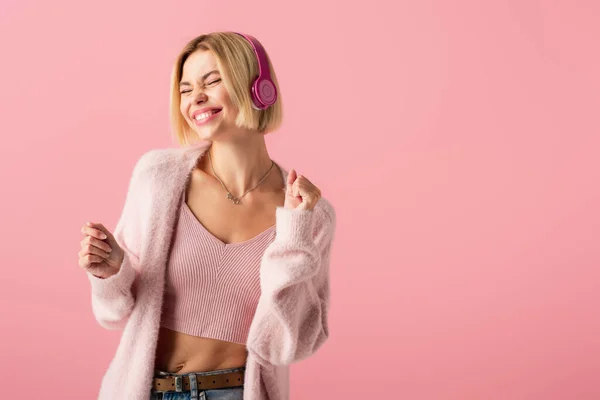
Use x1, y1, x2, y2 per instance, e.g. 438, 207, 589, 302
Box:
78, 31, 337, 400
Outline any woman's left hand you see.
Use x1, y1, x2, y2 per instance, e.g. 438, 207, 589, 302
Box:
283, 169, 322, 211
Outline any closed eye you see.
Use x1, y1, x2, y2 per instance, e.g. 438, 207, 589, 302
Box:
180, 79, 221, 94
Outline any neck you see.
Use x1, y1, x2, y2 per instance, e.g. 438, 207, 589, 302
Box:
204, 136, 277, 196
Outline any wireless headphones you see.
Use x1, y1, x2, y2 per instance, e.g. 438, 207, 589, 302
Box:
233, 32, 278, 110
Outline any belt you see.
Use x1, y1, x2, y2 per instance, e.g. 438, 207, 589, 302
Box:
152, 370, 245, 392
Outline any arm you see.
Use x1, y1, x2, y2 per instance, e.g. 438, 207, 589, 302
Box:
246, 200, 337, 366
86, 153, 149, 330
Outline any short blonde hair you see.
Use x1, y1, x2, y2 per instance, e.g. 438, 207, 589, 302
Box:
169, 31, 283, 146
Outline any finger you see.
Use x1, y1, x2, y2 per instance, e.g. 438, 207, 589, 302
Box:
79, 254, 104, 269
291, 180, 302, 198
79, 243, 111, 260
287, 169, 297, 189
299, 182, 321, 199
82, 235, 113, 253
305, 184, 321, 197
91, 222, 111, 238
95, 223, 114, 240
82, 223, 108, 240
293, 178, 311, 196
298, 185, 321, 203
295, 175, 314, 190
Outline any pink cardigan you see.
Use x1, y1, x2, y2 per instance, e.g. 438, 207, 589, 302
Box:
86, 142, 337, 400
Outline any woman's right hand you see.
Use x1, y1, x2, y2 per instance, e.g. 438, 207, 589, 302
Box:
79, 222, 125, 279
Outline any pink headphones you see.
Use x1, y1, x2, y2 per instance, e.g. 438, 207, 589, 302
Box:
233, 32, 278, 110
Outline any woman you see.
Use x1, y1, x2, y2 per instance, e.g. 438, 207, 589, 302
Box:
78, 32, 337, 400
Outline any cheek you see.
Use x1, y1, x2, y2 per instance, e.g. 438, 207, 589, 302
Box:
216, 87, 234, 108
180, 101, 189, 119
220, 96, 237, 116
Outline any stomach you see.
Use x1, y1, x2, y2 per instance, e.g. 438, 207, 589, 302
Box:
154, 326, 248, 374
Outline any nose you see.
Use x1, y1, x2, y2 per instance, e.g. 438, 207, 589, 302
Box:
193, 89, 207, 104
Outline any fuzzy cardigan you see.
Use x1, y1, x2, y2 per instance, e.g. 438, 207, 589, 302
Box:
86, 142, 337, 400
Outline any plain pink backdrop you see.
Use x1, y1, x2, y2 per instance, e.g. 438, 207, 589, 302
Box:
1, 0, 599, 399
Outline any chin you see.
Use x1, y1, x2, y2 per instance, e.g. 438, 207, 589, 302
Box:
190, 121, 221, 140
197, 123, 240, 142
195, 130, 218, 142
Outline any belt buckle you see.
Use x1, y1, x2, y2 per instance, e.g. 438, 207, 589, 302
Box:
174, 376, 183, 392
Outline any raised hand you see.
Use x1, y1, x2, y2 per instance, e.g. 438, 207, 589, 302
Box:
78, 222, 124, 279
283, 169, 322, 211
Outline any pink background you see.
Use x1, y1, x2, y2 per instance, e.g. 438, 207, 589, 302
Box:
1, 0, 599, 399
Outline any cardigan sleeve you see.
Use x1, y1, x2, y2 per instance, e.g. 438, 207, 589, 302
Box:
85, 153, 148, 330
245, 200, 337, 366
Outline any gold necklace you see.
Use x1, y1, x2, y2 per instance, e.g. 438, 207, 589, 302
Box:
208, 149, 275, 205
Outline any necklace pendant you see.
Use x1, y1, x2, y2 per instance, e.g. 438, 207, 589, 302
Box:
227, 192, 241, 204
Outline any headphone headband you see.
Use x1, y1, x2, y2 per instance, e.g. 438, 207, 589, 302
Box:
233, 32, 278, 110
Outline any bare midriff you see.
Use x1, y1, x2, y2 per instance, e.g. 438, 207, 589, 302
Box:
154, 327, 248, 373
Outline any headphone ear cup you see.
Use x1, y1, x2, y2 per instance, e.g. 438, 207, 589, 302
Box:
258, 78, 277, 105
252, 77, 277, 109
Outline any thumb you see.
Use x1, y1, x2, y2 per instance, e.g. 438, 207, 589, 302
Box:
286, 169, 297, 191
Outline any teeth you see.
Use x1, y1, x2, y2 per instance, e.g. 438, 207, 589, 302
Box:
194, 110, 219, 121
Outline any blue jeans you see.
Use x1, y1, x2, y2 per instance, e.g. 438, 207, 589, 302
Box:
149, 366, 245, 400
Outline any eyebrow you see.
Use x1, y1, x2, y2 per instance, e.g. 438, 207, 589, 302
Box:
179, 70, 220, 87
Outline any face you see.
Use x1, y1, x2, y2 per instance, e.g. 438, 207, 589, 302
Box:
179, 50, 240, 141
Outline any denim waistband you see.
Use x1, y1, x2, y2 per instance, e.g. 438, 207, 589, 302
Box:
151, 366, 246, 399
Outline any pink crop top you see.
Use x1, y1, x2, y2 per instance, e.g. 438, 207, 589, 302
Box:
160, 190, 276, 345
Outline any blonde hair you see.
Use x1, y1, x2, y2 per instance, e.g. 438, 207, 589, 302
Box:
169, 31, 283, 146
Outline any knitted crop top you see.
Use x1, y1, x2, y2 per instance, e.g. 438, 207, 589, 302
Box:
160, 190, 276, 344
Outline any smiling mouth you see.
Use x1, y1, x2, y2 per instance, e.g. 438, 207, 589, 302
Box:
193, 109, 222, 122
